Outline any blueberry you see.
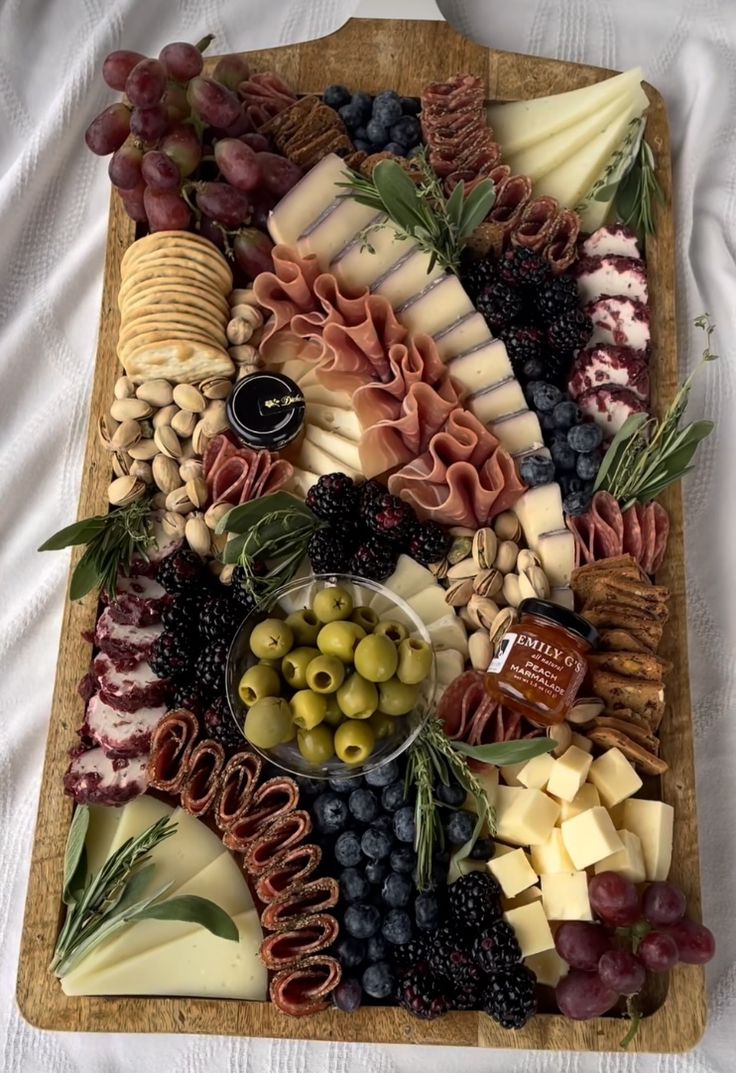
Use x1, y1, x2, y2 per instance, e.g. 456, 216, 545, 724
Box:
576, 450, 602, 480
336, 935, 366, 970
365, 858, 389, 884
445, 810, 475, 845
539, 411, 557, 432
353, 139, 371, 153
374, 89, 401, 107
329, 775, 360, 794
563, 490, 594, 517
382, 871, 413, 908
351, 91, 373, 118
382, 908, 413, 945
313, 792, 348, 834
339, 103, 365, 132
372, 813, 394, 832
333, 976, 363, 1012
341, 866, 372, 903
372, 92, 402, 126
354, 125, 368, 140
407, 144, 424, 158
470, 836, 496, 860
335, 829, 363, 867
390, 845, 416, 874
567, 422, 603, 453
349, 787, 379, 824
362, 960, 396, 999
323, 84, 351, 110
529, 382, 563, 412
383, 141, 407, 156
414, 891, 440, 931
559, 475, 585, 497
521, 357, 545, 380
393, 805, 416, 843
550, 439, 577, 473
294, 775, 320, 797
367, 934, 389, 961
381, 781, 406, 812
344, 902, 381, 939
519, 453, 556, 487
361, 825, 393, 860
400, 95, 421, 115
436, 778, 466, 807
553, 399, 580, 430
365, 760, 398, 787
366, 118, 389, 145
390, 115, 421, 148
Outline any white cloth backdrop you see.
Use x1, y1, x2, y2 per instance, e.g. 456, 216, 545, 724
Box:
1, 0, 734, 1069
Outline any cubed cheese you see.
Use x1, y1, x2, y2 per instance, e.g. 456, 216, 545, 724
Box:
571, 732, 593, 754
546, 746, 594, 803
514, 484, 565, 549
588, 747, 643, 807
455, 858, 489, 877
594, 829, 646, 883
561, 806, 624, 869
503, 885, 543, 912
621, 799, 674, 881
488, 848, 538, 897
536, 529, 576, 588
525, 948, 569, 987
495, 785, 560, 846
500, 763, 526, 787
504, 901, 555, 957
530, 829, 575, 874
557, 782, 601, 823
517, 753, 556, 790
541, 871, 593, 921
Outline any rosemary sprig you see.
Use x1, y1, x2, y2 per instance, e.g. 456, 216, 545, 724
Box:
577, 116, 644, 214
614, 133, 665, 246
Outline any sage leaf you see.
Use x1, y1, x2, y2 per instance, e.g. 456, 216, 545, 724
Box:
62, 806, 90, 906
216, 492, 314, 535
69, 546, 103, 601
593, 181, 620, 203
458, 179, 496, 239
38, 516, 108, 551
135, 894, 239, 941
593, 413, 649, 490
454, 737, 557, 766
445, 180, 465, 230
372, 160, 428, 233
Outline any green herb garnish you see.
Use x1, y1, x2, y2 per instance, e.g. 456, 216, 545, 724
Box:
614, 131, 665, 246
38, 497, 155, 600
577, 117, 645, 215
594, 314, 717, 508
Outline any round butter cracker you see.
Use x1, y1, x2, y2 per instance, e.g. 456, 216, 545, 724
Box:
123, 339, 236, 385
120, 283, 229, 318
119, 314, 227, 348
125, 247, 232, 292
119, 264, 230, 303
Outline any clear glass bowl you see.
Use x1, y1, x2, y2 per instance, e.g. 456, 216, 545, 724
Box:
226, 573, 435, 781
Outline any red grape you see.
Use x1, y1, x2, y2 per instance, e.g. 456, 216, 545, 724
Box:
195, 182, 250, 227
638, 931, 679, 972
598, 949, 646, 995
161, 125, 202, 177
85, 103, 131, 155
125, 58, 167, 108
241, 132, 270, 153
233, 228, 275, 278
249, 195, 277, 232
102, 49, 146, 91
130, 105, 168, 143
214, 106, 253, 138
109, 145, 143, 189
554, 922, 612, 972
642, 882, 687, 927
162, 83, 190, 124
187, 77, 241, 128
588, 871, 641, 927
665, 919, 716, 965
214, 138, 261, 192
142, 150, 181, 191
198, 215, 227, 251
158, 41, 203, 81
119, 183, 148, 223
256, 151, 302, 198
556, 971, 619, 1020
212, 54, 251, 91
144, 188, 192, 231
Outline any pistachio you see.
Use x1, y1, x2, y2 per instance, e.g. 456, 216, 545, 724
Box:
548, 721, 572, 756
233, 303, 263, 328
192, 419, 211, 457
171, 408, 198, 438
129, 459, 153, 483
179, 459, 204, 483
429, 559, 449, 580
445, 578, 474, 607
447, 537, 473, 566
136, 378, 174, 408
108, 474, 145, 506
110, 397, 153, 423
173, 383, 206, 413
236, 362, 256, 381
114, 375, 135, 400
229, 343, 259, 366
111, 418, 142, 452
154, 425, 183, 459
229, 288, 260, 309
449, 526, 476, 538
160, 511, 186, 539
210, 530, 228, 556
468, 630, 493, 671
218, 563, 236, 585
446, 556, 477, 580
467, 594, 500, 630
502, 573, 522, 608
227, 317, 254, 346
165, 486, 196, 514
489, 607, 517, 653
97, 414, 118, 451
205, 501, 231, 530
179, 437, 196, 460
152, 403, 179, 430
152, 453, 183, 494
471, 527, 497, 571
139, 418, 154, 438
202, 399, 229, 435
458, 605, 475, 630
111, 451, 131, 478
127, 437, 159, 461
185, 513, 211, 557
493, 510, 522, 543
494, 540, 519, 575
568, 698, 605, 725
474, 568, 503, 599
199, 377, 232, 400
517, 549, 541, 574
150, 491, 167, 510
519, 565, 550, 600
185, 476, 208, 508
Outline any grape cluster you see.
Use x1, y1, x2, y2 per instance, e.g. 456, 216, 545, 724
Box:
554, 872, 715, 1022
85, 39, 300, 278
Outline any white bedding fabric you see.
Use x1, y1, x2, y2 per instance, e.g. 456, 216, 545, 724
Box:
1, 0, 734, 1070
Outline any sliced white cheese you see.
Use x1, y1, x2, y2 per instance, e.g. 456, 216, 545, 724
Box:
374, 250, 444, 309
297, 199, 382, 269
105, 796, 175, 859
489, 409, 545, 456
332, 222, 415, 293
513, 484, 565, 549
398, 275, 475, 338
301, 381, 351, 407
307, 402, 362, 441
427, 613, 469, 659
285, 466, 320, 498
433, 312, 492, 362
267, 152, 348, 246
448, 338, 513, 393
620, 798, 674, 881
435, 647, 466, 686
297, 437, 361, 480
405, 585, 453, 626
304, 425, 363, 472
84, 805, 129, 879
537, 529, 575, 588
468, 378, 528, 425
374, 555, 437, 610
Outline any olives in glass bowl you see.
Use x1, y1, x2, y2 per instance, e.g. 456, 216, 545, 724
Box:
225, 574, 435, 780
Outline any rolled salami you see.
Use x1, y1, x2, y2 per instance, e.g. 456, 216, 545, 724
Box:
260, 878, 340, 932
221, 776, 299, 852
269, 955, 341, 1017
146, 709, 199, 794
255, 842, 322, 904
244, 810, 313, 877
511, 196, 560, 252
544, 208, 581, 272
259, 913, 339, 971
215, 750, 263, 830
180, 739, 225, 817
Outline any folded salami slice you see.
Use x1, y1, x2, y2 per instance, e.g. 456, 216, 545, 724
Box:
260, 878, 340, 932
180, 739, 225, 816
215, 750, 263, 830
544, 209, 581, 273
221, 776, 299, 852
269, 955, 342, 1017
255, 842, 322, 903
511, 196, 560, 251
259, 913, 339, 971
649, 502, 670, 575
244, 810, 313, 877
437, 669, 486, 740
146, 709, 199, 794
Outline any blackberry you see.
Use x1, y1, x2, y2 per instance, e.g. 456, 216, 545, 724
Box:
306, 473, 359, 523
160, 592, 204, 638
482, 964, 537, 1030
200, 596, 243, 644
476, 281, 524, 331
350, 537, 397, 581
448, 872, 502, 933
534, 274, 579, 322
194, 642, 228, 697
397, 969, 451, 1020
156, 549, 204, 594
363, 491, 415, 546
407, 522, 451, 567
498, 247, 550, 289
394, 935, 430, 973
172, 682, 206, 715
149, 632, 193, 679
428, 924, 484, 998
229, 565, 259, 611
547, 307, 593, 353
307, 528, 353, 575
459, 252, 497, 301
503, 326, 544, 377
202, 694, 242, 752
473, 920, 522, 973
357, 479, 386, 517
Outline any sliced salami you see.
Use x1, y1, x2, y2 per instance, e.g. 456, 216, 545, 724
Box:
221, 776, 300, 851
544, 209, 581, 273
215, 750, 263, 830
638, 501, 657, 577
269, 955, 341, 1017
511, 196, 559, 251
260, 878, 340, 932
243, 810, 313, 876
621, 505, 643, 566
436, 669, 486, 740
180, 740, 225, 817
649, 502, 670, 574
255, 842, 322, 903
488, 174, 533, 234
146, 709, 200, 794
259, 914, 339, 971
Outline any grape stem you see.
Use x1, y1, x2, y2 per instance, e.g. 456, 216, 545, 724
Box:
196, 34, 215, 54
620, 994, 641, 1048
179, 182, 202, 222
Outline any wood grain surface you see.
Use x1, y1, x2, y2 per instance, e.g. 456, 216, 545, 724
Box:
16, 16, 706, 1052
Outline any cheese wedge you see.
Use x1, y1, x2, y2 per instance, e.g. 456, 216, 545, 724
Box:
427, 614, 469, 658
433, 312, 492, 362
513, 484, 565, 548
448, 339, 513, 393
84, 804, 130, 879
297, 437, 361, 480
468, 378, 528, 425
398, 274, 474, 337
405, 586, 452, 626
307, 403, 362, 441
374, 555, 436, 610
490, 409, 545, 456
374, 249, 444, 308
304, 425, 362, 472
267, 152, 349, 246
332, 221, 415, 293
621, 798, 674, 881
297, 198, 381, 269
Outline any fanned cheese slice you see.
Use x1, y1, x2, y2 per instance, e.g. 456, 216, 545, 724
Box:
305, 425, 363, 471
84, 804, 131, 879
308, 403, 362, 441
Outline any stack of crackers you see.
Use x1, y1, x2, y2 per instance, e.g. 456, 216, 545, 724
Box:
261, 96, 357, 169
572, 555, 671, 775
117, 231, 236, 384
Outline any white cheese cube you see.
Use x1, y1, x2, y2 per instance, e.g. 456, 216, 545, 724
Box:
504, 901, 555, 957
517, 753, 556, 790
447, 339, 512, 392
536, 529, 576, 588
427, 614, 469, 659
525, 948, 569, 987
503, 885, 543, 912
455, 858, 489, 877
530, 829, 575, 875
556, 783, 601, 823
374, 249, 444, 308
433, 312, 491, 362
546, 746, 594, 803
607, 801, 627, 829
495, 785, 560, 846
490, 408, 545, 457
561, 806, 624, 869
588, 747, 643, 807
541, 871, 593, 921
500, 763, 526, 787
571, 732, 593, 754
488, 848, 538, 898
621, 799, 674, 881
406, 585, 452, 626
550, 586, 575, 611
398, 274, 474, 337
594, 829, 646, 884
513, 484, 565, 549
468, 378, 527, 424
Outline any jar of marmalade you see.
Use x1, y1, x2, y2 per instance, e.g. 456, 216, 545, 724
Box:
485, 598, 598, 727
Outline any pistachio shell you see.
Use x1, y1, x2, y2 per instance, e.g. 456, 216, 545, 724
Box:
152, 453, 183, 494
467, 594, 500, 630
519, 565, 550, 600
114, 375, 135, 400
185, 513, 211, 557
136, 379, 174, 408
160, 511, 186, 539
202, 399, 229, 435
489, 607, 517, 652
474, 568, 503, 599
171, 408, 198, 438
179, 437, 196, 460
218, 563, 236, 585
226, 317, 254, 346
111, 418, 142, 451
471, 528, 496, 571
548, 721, 572, 756
468, 630, 493, 671
445, 578, 474, 607
139, 418, 154, 438
458, 605, 475, 630
173, 383, 206, 413
229, 288, 260, 309
192, 419, 211, 457
493, 511, 522, 543
199, 377, 232, 400
165, 486, 196, 514
152, 403, 179, 430
127, 437, 159, 461
185, 476, 208, 508
111, 451, 131, 478
502, 573, 522, 608
129, 460, 153, 483
229, 343, 259, 366
179, 459, 204, 483
210, 530, 228, 555
447, 537, 473, 566
517, 549, 542, 574
108, 474, 145, 506
446, 556, 477, 580
494, 540, 519, 575
150, 491, 167, 510
110, 397, 153, 422
449, 526, 476, 538
97, 414, 118, 452
154, 426, 183, 459
236, 362, 256, 381
568, 698, 605, 725
204, 502, 231, 530
429, 559, 448, 580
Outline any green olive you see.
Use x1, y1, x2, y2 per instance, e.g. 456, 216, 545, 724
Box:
305, 654, 345, 694
397, 637, 433, 685
337, 672, 378, 719
291, 689, 327, 730
354, 633, 398, 683
238, 664, 281, 707
281, 646, 319, 689
297, 724, 335, 765
351, 605, 379, 632
243, 696, 293, 749
322, 695, 344, 727
258, 658, 281, 670
285, 608, 321, 646
249, 618, 294, 660
312, 585, 353, 624
374, 620, 409, 644
369, 710, 396, 741
377, 676, 419, 716
334, 719, 376, 765
317, 620, 366, 664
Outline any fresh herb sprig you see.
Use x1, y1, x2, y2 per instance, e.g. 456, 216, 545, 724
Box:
38, 498, 155, 600
338, 149, 495, 274
615, 134, 665, 246
577, 117, 644, 216
52, 807, 238, 978
594, 315, 717, 508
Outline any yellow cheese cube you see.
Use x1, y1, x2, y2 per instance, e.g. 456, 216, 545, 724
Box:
488, 847, 538, 898
594, 829, 646, 883
504, 901, 555, 957
561, 806, 624, 869
546, 746, 594, 802
556, 782, 601, 823
525, 948, 569, 987
588, 747, 643, 807
607, 801, 626, 828
517, 752, 556, 790
541, 871, 593, 920
571, 732, 593, 754
530, 829, 575, 874
455, 858, 489, 877
495, 786, 561, 846
621, 799, 674, 881
500, 763, 526, 787
503, 885, 543, 912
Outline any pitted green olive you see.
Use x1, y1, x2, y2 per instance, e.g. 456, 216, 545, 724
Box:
374, 620, 409, 644
291, 689, 327, 730
249, 618, 294, 660
312, 585, 353, 623
305, 654, 345, 694
334, 719, 376, 765
317, 620, 366, 663
238, 664, 281, 707
377, 676, 419, 716
244, 696, 293, 749
351, 605, 379, 632
354, 633, 398, 683
322, 695, 344, 727
285, 608, 321, 646
396, 637, 433, 684
337, 672, 378, 719
297, 724, 335, 764
281, 646, 319, 689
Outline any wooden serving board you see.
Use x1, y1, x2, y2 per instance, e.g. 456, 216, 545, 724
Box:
17, 17, 706, 1052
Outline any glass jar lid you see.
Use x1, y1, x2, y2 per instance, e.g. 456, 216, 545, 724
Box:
226, 371, 305, 452
518, 598, 599, 648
